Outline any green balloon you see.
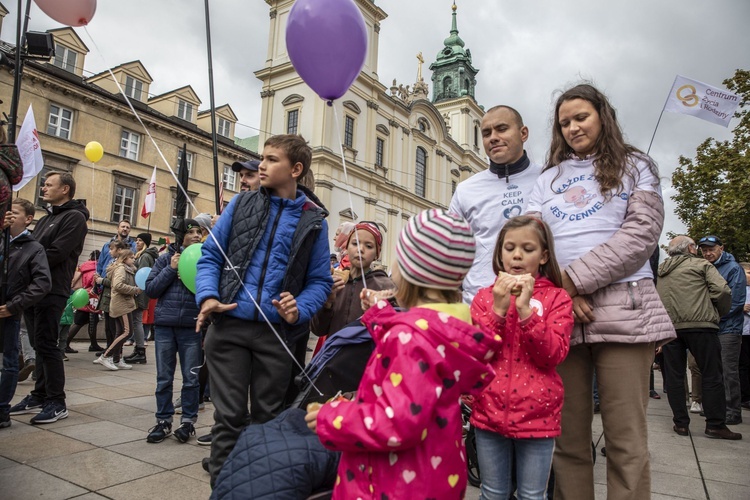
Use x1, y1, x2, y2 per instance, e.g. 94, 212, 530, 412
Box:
178, 243, 203, 294
70, 288, 89, 309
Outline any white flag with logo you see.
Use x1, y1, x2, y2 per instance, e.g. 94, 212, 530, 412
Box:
664, 75, 740, 127
13, 105, 44, 191
141, 165, 157, 218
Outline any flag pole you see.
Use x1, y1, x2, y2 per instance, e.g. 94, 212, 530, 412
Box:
1, 0, 33, 352
147, 213, 151, 233
203, 0, 222, 214
646, 76, 678, 156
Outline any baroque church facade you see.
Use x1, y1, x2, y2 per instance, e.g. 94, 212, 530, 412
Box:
0, 1, 487, 267
255, 0, 487, 267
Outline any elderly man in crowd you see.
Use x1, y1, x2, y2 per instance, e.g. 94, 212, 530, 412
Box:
658, 235, 740, 440
698, 235, 747, 426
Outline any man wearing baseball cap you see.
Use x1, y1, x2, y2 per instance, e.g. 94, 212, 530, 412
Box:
231, 160, 260, 192
698, 235, 747, 425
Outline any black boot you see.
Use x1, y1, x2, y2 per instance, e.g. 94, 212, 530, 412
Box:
87, 314, 105, 352
124, 347, 147, 364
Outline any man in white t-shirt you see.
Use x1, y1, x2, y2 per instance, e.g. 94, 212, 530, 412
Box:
449, 105, 543, 304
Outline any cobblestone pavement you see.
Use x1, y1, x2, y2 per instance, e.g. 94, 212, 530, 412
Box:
1, 342, 748, 499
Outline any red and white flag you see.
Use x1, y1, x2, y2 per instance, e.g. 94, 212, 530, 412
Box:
141, 165, 157, 218
13, 105, 44, 191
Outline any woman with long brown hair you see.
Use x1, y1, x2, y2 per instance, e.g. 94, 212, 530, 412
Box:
527, 83, 675, 500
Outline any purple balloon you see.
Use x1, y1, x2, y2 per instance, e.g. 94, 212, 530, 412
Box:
286, 0, 368, 101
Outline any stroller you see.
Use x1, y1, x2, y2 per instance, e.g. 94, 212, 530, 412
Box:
212, 319, 376, 500
292, 319, 375, 410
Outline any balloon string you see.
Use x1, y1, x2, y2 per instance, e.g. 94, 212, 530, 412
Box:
330, 104, 367, 291
82, 28, 322, 396
90, 161, 95, 234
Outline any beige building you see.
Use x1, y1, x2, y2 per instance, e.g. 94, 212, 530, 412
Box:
0, 0, 488, 269
255, 0, 487, 268
0, 19, 257, 259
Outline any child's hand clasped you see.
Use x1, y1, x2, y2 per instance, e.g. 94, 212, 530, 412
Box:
492, 272, 536, 320
305, 402, 321, 433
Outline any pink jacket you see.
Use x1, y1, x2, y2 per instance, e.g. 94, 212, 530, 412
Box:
317, 301, 501, 500
470, 278, 573, 438
530, 190, 675, 346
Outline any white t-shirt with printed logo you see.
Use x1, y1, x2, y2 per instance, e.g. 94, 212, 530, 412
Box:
450, 163, 543, 303
526, 155, 661, 283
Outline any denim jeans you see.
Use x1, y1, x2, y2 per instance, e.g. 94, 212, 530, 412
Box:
476, 428, 555, 500
154, 326, 202, 424
0, 318, 21, 413
19, 318, 33, 362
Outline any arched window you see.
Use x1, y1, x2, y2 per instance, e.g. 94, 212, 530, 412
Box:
415, 147, 427, 197
443, 76, 452, 97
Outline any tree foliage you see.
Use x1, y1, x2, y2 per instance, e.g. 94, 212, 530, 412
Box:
671, 69, 750, 261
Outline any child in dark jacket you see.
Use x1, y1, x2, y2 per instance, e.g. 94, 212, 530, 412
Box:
306, 209, 501, 500
470, 215, 573, 499
144, 221, 203, 444
196, 134, 332, 485
312, 221, 394, 352
0, 199, 51, 428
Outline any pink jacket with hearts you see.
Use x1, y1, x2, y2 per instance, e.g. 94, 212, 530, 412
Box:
316, 300, 501, 500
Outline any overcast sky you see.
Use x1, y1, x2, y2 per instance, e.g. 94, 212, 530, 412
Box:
5, 0, 749, 238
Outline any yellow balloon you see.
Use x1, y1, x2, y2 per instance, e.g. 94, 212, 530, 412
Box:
84, 141, 104, 163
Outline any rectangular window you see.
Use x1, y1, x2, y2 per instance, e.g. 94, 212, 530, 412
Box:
35, 167, 51, 207
177, 100, 194, 121
124, 75, 143, 101
120, 130, 141, 160
223, 164, 237, 191
177, 149, 195, 177
218, 118, 231, 138
171, 194, 191, 219
53, 45, 77, 72
452, 180, 457, 195
375, 137, 384, 167
112, 184, 136, 222
47, 104, 73, 140
344, 115, 355, 148
287, 109, 299, 135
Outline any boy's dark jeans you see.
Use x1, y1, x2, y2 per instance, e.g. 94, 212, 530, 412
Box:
0, 318, 21, 413
205, 317, 293, 486
26, 294, 67, 403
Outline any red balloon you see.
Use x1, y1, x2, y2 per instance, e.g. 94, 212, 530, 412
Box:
33, 0, 97, 27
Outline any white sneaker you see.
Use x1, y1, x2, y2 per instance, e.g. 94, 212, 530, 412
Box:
690, 401, 703, 414
93, 354, 104, 365
100, 356, 119, 371
116, 359, 133, 370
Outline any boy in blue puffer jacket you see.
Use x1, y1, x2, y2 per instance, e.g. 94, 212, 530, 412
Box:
195, 134, 332, 486
144, 220, 203, 444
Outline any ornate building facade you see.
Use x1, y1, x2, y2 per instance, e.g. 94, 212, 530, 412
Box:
255, 0, 486, 268
0, 15, 257, 258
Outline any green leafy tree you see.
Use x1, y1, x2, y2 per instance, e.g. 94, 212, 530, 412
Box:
671, 69, 750, 261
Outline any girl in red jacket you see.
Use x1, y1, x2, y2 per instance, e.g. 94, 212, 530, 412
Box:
306, 209, 501, 500
471, 215, 573, 500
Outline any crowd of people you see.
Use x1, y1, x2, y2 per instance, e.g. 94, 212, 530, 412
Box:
0, 83, 748, 500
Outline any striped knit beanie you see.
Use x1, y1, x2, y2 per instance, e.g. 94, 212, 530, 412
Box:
396, 209, 475, 290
